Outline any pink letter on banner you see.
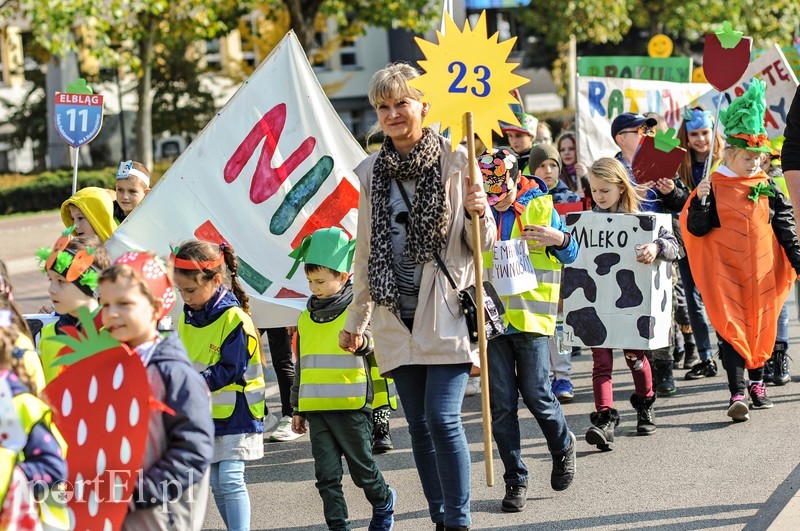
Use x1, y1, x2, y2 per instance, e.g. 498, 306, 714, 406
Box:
223, 103, 316, 204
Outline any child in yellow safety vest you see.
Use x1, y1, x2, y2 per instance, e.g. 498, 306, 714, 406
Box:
288, 227, 396, 531
173, 240, 264, 531
0, 317, 69, 530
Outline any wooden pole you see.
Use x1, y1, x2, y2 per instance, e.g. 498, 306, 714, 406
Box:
464, 112, 494, 487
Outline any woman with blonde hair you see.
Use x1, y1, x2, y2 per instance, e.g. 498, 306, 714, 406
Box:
340, 62, 495, 531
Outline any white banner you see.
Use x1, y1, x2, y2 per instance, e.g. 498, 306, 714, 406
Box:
489, 238, 537, 296
577, 77, 710, 164
577, 44, 799, 166
106, 32, 367, 327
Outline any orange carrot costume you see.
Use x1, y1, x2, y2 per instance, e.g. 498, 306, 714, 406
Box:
681, 171, 796, 369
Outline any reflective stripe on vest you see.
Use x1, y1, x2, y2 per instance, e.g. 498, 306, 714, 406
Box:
484, 194, 562, 335
368, 353, 397, 410
297, 310, 369, 412
0, 380, 70, 529
179, 306, 265, 420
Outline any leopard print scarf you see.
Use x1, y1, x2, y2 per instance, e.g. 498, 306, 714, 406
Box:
369, 128, 448, 313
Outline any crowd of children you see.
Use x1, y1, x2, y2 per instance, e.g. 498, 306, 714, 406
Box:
3, 67, 800, 531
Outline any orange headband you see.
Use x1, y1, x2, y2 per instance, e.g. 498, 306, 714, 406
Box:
170, 253, 224, 271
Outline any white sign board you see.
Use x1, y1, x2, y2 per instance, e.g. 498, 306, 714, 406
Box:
105, 32, 367, 327
489, 238, 537, 296
561, 212, 672, 350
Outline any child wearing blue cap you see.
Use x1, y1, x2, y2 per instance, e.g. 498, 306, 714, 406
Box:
288, 227, 396, 530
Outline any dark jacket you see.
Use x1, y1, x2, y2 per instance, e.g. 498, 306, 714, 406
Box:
685, 176, 800, 273
182, 286, 264, 436
783, 86, 800, 172
135, 332, 214, 509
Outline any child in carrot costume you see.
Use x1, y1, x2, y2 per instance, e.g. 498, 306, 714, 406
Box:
682, 79, 800, 422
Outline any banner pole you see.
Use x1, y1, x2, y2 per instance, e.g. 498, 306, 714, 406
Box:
464, 112, 494, 487
72, 146, 80, 195
700, 97, 722, 206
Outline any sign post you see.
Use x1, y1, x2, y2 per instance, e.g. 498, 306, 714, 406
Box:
53, 79, 104, 194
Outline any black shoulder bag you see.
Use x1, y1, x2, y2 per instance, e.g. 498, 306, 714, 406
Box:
396, 182, 506, 343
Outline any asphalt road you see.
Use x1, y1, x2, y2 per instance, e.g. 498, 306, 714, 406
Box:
3, 212, 800, 530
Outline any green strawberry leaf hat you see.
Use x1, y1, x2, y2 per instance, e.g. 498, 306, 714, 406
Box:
287, 227, 356, 279
719, 78, 771, 152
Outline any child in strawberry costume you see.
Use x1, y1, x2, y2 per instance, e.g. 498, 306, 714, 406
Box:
682, 79, 800, 422
98, 252, 214, 530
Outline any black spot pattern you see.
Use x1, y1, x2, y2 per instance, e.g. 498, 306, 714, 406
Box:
638, 216, 655, 231
565, 213, 582, 226
562, 268, 597, 302
661, 290, 667, 312
654, 268, 660, 290
594, 253, 620, 276
637, 316, 656, 339
666, 264, 673, 280
615, 269, 643, 308
566, 307, 608, 346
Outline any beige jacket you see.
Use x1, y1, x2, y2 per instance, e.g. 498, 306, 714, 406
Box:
344, 135, 496, 375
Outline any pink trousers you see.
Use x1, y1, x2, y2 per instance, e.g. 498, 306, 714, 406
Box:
590, 348, 654, 411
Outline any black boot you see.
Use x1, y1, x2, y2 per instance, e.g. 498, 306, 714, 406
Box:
372, 407, 393, 454
682, 341, 699, 369
764, 358, 775, 384
654, 360, 677, 396
585, 408, 619, 451
630, 394, 657, 435
672, 346, 684, 369
772, 341, 791, 386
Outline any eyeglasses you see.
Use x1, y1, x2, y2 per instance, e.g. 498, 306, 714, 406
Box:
617, 128, 643, 137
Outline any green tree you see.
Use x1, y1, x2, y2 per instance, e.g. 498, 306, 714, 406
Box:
1, 0, 249, 169
270, 0, 439, 56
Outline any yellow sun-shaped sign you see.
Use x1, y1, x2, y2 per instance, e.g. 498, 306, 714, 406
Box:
409, 11, 529, 151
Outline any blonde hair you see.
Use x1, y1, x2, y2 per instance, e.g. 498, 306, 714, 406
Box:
722, 145, 765, 168
0, 324, 36, 394
589, 158, 640, 213
368, 62, 423, 108
676, 115, 723, 191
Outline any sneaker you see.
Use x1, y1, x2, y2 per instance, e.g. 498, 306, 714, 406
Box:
551, 432, 576, 491
464, 376, 481, 397
269, 415, 304, 442
552, 379, 574, 403
501, 483, 527, 512
262, 411, 280, 439
748, 381, 774, 409
727, 394, 750, 422
685, 359, 718, 380
369, 487, 396, 531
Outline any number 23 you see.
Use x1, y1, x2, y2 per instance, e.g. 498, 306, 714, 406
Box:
448, 61, 491, 97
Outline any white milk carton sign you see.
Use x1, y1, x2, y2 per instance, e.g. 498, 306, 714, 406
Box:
488, 238, 538, 296
561, 212, 672, 349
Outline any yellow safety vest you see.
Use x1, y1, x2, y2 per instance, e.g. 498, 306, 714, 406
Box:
297, 311, 369, 412
178, 306, 266, 420
38, 323, 63, 384
367, 354, 397, 410
484, 194, 562, 335
0, 379, 70, 529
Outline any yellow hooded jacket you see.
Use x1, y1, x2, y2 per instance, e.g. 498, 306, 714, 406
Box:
60, 187, 118, 242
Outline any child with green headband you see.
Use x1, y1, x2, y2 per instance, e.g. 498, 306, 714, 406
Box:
682, 79, 800, 422
287, 227, 397, 531
35, 232, 111, 383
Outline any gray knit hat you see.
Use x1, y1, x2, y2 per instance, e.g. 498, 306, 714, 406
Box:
528, 143, 562, 174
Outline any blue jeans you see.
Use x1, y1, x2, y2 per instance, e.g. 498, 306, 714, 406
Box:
392, 363, 471, 528
210, 460, 250, 531
488, 332, 570, 486
778, 302, 789, 343
678, 257, 713, 360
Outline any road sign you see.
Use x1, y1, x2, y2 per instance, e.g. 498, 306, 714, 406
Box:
53, 92, 104, 148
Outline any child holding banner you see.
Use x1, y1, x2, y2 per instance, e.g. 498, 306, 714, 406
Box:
480, 146, 578, 512
584, 158, 678, 450
173, 240, 265, 530
682, 80, 800, 422
288, 227, 397, 531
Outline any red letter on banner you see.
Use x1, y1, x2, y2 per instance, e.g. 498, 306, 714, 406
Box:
223, 103, 316, 204
290, 178, 359, 249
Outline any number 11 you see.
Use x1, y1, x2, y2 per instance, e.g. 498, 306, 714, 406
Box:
66, 108, 89, 132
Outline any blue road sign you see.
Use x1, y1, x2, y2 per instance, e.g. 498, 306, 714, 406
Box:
54, 92, 104, 148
